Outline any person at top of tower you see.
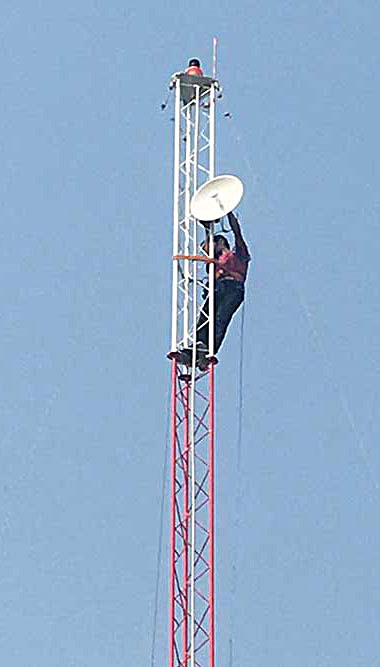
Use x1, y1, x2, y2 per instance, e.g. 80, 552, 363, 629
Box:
180, 210, 250, 371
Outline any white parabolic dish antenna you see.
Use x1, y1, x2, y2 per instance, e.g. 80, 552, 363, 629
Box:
190, 175, 244, 221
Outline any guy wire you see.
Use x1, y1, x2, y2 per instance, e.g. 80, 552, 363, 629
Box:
150, 370, 171, 667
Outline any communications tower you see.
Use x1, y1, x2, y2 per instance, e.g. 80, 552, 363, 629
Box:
167, 59, 219, 667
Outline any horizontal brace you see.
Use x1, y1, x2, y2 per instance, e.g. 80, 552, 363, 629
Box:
173, 255, 215, 264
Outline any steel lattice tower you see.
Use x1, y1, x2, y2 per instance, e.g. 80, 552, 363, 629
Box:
167, 67, 220, 667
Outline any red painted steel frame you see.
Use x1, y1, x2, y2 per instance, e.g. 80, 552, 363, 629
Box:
169, 358, 177, 667
209, 362, 215, 667
169, 358, 215, 667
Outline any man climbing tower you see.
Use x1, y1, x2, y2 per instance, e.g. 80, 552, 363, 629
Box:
180, 210, 250, 370
196, 210, 250, 369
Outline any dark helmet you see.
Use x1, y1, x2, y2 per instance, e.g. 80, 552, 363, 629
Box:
188, 58, 201, 68
214, 234, 230, 249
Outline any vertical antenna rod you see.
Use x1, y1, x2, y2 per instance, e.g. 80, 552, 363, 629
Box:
213, 37, 218, 80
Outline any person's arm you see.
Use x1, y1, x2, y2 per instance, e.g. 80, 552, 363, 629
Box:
227, 211, 250, 258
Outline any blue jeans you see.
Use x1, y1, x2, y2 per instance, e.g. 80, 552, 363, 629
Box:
196, 279, 245, 354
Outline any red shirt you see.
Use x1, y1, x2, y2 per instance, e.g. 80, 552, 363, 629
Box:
215, 241, 250, 282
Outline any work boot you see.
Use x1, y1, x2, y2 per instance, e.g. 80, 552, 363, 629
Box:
196, 343, 210, 371
176, 349, 192, 365
197, 355, 210, 371
178, 343, 208, 368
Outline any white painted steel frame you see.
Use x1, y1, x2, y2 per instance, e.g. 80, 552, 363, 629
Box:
170, 76, 217, 356
171, 78, 181, 352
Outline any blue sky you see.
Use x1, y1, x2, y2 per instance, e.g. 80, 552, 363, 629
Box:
1, 2, 379, 665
